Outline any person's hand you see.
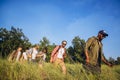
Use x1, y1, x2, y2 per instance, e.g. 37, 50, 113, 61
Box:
86, 57, 89, 64
50, 58, 53, 63
107, 62, 113, 67
50, 60, 53, 63
108, 63, 113, 67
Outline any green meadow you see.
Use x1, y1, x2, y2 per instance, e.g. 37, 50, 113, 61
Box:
0, 59, 120, 80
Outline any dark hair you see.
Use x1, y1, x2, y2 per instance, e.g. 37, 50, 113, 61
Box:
26, 47, 29, 50
42, 47, 48, 53
62, 40, 67, 44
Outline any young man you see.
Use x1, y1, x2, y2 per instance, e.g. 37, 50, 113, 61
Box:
50, 40, 67, 74
31, 45, 39, 62
84, 30, 112, 74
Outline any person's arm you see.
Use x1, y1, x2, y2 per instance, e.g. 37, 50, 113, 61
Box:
63, 48, 67, 58
36, 51, 43, 57
50, 46, 60, 63
85, 50, 89, 64
84, 37, 94, 64
51, 46, 59, 57
102, 54, 112, 67
36, 54, 43, 57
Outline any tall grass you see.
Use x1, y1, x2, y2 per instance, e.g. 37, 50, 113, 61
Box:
0, 59, 120, 80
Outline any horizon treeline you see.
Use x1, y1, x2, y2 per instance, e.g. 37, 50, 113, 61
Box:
0, 27, 120, 64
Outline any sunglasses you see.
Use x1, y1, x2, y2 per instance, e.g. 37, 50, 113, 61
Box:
62, 43, 67, 45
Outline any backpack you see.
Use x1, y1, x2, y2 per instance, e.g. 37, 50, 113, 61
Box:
50, 45, 61, 63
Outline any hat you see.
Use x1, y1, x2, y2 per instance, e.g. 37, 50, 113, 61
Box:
98, 30, 108, 37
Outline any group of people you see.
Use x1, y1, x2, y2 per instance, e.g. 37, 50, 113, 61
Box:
8, 45, 47, 65
8, 30, 113, 76
49, 30, 113, 75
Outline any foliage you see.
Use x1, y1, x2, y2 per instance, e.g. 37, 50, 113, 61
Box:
39, 37, 56, 62
46, 44, 56, 62
67, 36, 86, 63
108, 57, 120, 65
0, 27, 120, 80
39, 37, 50, 48
117, 57, 120, 64
0, 27, 120, 64
108, 57, 116, 65
0, 27, 31, 58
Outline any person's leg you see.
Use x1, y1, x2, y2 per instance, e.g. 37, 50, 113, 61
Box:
83, 64, 101, 79
94, 66, 101, 80
83, 63, 92, 74
59, 60, 66, 74
54, 59, 60, 67
38, 59, 44, 68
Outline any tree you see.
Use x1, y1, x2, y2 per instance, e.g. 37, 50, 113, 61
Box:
39, 37, 56, 62
68, 36, 85, 63
0, 27, 31, 58
39, 37, 50, 48
117, 57, 120, 64
46, 44, 56, 62
108, 57, 115, 65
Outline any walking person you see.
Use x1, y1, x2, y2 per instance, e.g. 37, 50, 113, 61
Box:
16, 46, 22, 62
37, 47, 47, 67
37, 47, 47, 62
84, 30, 112, 75
31, 45, 39, 62
8, 46, 22, 62
50, 40, 67, 74
21, 47, 30, 61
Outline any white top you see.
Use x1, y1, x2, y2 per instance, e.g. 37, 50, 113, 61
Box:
16, 51, 21, 61
28, 48, 33, 54
42, 53, 46, 61
57, 47, 65, 58
32, 48, 38, 59
23, 52, 27, 60
39, 51, 47, 61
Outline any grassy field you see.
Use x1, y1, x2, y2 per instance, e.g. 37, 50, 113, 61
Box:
0, 59, 120, 80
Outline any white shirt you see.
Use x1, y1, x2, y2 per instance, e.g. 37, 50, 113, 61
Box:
39, 51, 47, 61
42, 53, 46, 61
28, 48, 33, 55
23, 52, 27, 60
57, 48, 65, 58
16, 51, 21, 61
32, 48, 38, 59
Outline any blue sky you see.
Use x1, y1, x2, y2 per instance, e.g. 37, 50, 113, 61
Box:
0, 0, 120, 59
